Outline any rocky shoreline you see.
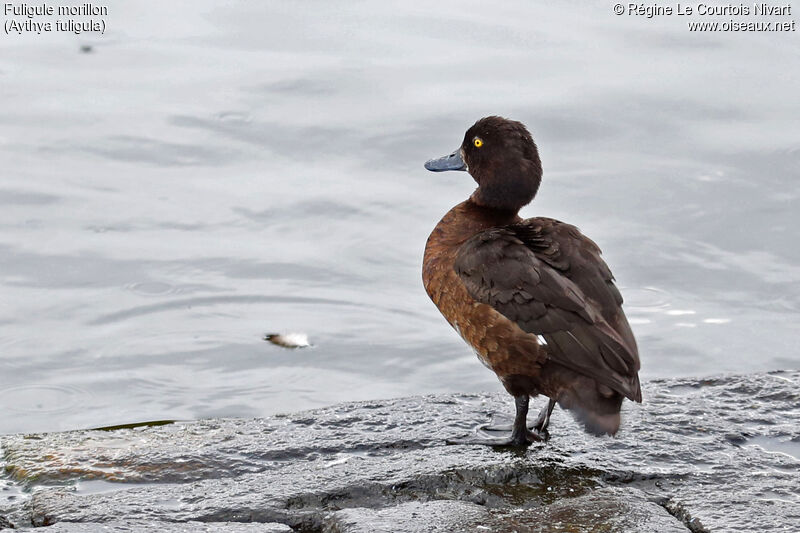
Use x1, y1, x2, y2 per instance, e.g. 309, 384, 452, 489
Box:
1, 370, 798, 531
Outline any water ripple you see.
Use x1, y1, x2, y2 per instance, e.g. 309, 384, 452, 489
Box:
0, 384, 89, 415
620, 286, 671, 312
89, 295, 356, 325
125, 281, 178, 296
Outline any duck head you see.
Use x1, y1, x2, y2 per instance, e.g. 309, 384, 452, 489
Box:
425, 116, 542, 212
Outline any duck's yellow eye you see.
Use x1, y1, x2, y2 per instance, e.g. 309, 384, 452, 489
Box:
473, 137, 484, 148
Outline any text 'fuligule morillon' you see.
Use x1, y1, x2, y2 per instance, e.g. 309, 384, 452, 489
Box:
3, 3, 108, 17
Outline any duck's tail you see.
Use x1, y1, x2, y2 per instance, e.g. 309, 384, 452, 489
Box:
556, 376, 625, 436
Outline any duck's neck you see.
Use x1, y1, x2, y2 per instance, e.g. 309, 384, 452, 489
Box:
469, 156, 542, 211
470, 181, 538, 210
429, 200, 521, 248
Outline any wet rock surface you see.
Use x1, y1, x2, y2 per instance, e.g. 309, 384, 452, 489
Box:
21, 521, 292, 532
323, 487, 687, 533
1, 371, 798, 531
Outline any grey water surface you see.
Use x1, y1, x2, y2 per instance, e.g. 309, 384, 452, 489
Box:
0, 1, 798, 435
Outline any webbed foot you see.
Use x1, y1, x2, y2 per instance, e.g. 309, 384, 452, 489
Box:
447, 427, 546, 447
477, 397, 556, 434
447, 395, 553, 447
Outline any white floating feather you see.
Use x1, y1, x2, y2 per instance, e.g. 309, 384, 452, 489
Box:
264, 332, 311, 349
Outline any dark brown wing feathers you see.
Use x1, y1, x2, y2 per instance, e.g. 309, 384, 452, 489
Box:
454, 217, 642, 402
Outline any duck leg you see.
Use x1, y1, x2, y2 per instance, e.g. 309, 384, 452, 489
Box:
531, 398, 556, 432
479, 397, 555, 434
448, 395, 546, 447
